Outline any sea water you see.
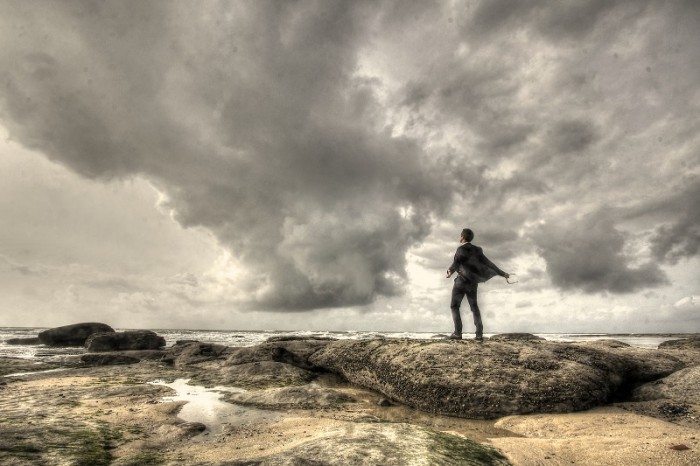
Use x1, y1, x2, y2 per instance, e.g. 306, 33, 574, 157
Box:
0, 326, 690, 361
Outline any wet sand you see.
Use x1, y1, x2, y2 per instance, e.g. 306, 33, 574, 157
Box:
493, 407, 699, 465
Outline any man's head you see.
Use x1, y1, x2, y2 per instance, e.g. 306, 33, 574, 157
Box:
460, 228, 474, 243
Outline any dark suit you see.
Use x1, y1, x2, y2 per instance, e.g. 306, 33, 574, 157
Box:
448, 243, 506, 337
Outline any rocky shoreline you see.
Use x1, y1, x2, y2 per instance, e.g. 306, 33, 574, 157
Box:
1, 325, 699, 464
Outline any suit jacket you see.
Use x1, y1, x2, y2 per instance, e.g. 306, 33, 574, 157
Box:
448, 243, 506, 284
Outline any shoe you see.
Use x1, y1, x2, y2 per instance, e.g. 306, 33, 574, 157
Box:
475, 335, 484, 342
448, 333, 462, 340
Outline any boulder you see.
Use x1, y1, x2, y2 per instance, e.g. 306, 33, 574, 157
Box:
5, 337, 41, 345
616, 364, 700, 428
225, 338, 334, 370
38, 322, 114, 346
163, 341, 232, 368
308, 339, 686, 419
489, 333, 545, 341
659, 337, 700, 349
85, 330, 165, 352
218, 361, 316, 388
633, 365, 700, 405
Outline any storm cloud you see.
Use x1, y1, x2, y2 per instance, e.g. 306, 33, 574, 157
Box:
0, 1, 453, 310
534, 212, 668, 293
0, 0, 697, 315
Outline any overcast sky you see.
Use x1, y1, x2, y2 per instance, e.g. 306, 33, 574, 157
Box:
0, 0, 697, 333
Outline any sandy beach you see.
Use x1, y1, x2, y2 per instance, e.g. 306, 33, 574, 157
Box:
1, 333, 699, 465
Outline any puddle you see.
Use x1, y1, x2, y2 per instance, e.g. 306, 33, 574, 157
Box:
5, 368, 69, 377
149, 378, 280, 436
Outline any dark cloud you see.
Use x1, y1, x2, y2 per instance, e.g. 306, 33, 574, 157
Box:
0, 0, 697, 316
549, 119, 599, 155
611, 178, 700, 265
0, 1, 451, 311
467, 0, 625, 41
649, 182, 700, 265
534, 212, 668, 293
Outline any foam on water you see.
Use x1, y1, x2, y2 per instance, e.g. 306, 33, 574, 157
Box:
0, 326, 689, 361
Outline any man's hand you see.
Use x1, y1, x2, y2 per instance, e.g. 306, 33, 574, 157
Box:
503, 272, 510, 279
446, 269, 453, 278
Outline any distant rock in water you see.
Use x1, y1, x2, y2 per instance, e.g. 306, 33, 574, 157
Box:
658, 337, 700, 349
265, 335, 337, 342
38, 322, 114, 347
85, 330, 165, 352
573, 339, 631, 348
489, 333, 545, 341
5, 337, 41, 345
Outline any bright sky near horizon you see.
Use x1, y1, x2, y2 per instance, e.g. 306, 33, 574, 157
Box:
0, 1, 698, 333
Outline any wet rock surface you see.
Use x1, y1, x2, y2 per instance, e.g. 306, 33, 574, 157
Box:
38, 322, 115, 347
225, 385, 356, 410
85, 330, 166, 352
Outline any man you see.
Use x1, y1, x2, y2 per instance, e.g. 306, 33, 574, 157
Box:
446, 228, 509, 341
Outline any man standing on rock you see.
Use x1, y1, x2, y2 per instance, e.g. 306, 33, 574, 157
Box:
446, 228, 510, 341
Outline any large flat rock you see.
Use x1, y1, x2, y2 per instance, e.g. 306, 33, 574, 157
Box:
309, 338, 686, 419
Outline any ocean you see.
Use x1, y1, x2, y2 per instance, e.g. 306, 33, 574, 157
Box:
0, 327, 691, 362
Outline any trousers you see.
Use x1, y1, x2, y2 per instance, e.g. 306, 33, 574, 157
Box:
450, 278, 483, 337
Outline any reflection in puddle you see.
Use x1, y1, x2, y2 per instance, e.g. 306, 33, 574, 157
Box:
149, 378, 280, 436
